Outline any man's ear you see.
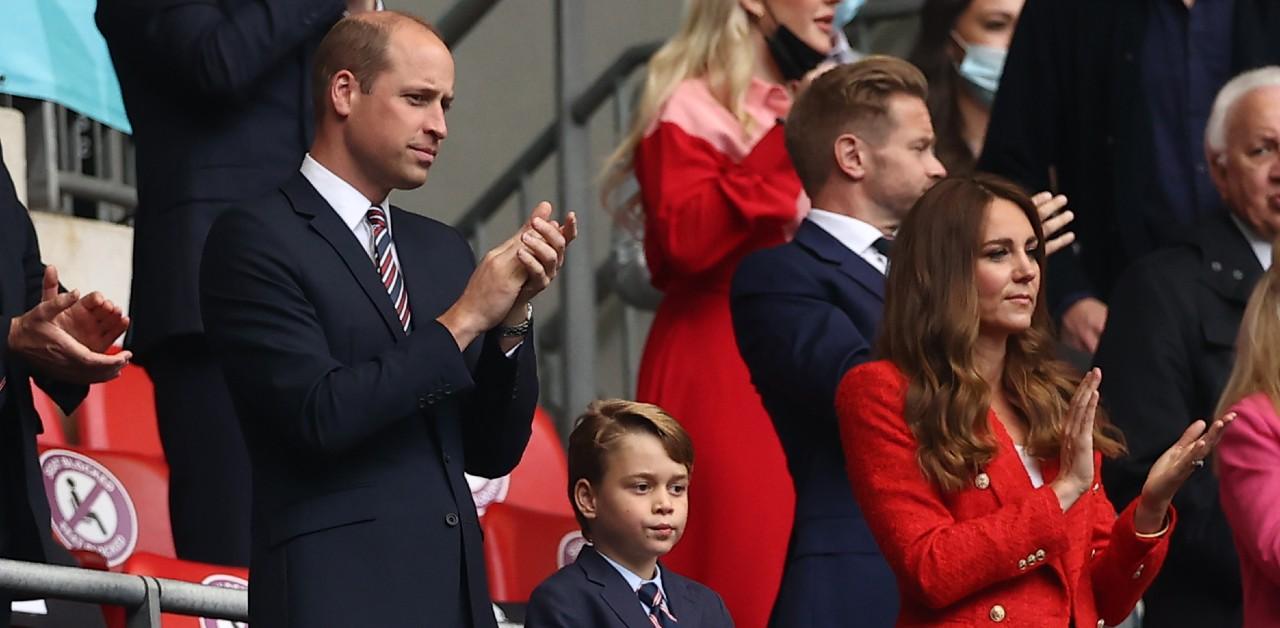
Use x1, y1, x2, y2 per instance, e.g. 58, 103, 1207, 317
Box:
835, 132, 869, 181
331, 70, 359, 118
1206, 147, 1232, 199
574, 478, 598, 522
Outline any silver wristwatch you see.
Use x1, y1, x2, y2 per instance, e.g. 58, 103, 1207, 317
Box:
500, 303, 533, 337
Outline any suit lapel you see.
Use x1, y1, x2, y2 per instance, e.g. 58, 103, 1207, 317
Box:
793, 220, 886, 300
660, 565, 698, 628
388, 207, 444, 329
578, 547, 656, 628
281, 174, 403, 339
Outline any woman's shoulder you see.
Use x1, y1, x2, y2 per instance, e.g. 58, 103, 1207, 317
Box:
1228, 392, 1280, 430
838, 360, 907, 405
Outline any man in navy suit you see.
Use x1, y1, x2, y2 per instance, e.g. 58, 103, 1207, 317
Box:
1, 145, 130, 628
96, 0, 381, 565
200, 12, 574, 627
731, 58, 1073, 627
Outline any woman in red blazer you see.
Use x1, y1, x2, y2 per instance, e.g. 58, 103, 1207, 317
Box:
836, 174, 1235, 627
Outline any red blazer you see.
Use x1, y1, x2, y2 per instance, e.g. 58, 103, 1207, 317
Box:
837, 361, 1174, 627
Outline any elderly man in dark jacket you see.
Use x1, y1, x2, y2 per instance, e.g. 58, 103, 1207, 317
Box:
1094, 67, 1280, 628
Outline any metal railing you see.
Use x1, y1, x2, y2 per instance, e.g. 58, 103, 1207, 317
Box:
0, 557, 247, 628
453, 39, 659, 422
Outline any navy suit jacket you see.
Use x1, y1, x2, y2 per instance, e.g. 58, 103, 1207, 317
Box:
730, 219, 897, 627
97, 0, 346, 355
525, 546, 734, 628
200, 173, 539, 627
0, 148, 87, 565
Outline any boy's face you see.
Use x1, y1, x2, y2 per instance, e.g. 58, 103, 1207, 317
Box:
577, 432, 690, 570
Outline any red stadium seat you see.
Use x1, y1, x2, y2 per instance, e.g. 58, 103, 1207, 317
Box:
76, 363, 163, 459
30, 382, 69, 447
121, 552, 248, 628
480, 502, 585, 603
36, 445, 176, 567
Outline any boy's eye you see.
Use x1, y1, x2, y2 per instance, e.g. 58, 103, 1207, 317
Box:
669, 484, 687, 495
632, 483, 650, 493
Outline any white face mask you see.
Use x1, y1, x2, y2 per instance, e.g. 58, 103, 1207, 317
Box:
951, 31, 1008, 107
834, 0, 867, 30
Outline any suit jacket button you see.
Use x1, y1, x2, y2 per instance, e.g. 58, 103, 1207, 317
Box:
1097, 621, 1105, 628
418, 397, 428, 409
445, 513, 460, 527
974, 473, 991, 490
989, 604, 1006, 622
1018, 559, 1027, 570
1026, 553, 1036, 565
1035, 549, 1046, 561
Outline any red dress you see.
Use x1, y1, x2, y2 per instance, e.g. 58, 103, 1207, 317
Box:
837, 361, 1174, 627
634, 77, 805, 628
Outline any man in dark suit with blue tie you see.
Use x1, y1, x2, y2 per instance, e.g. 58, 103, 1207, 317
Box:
96, 0, 381, 565
199, 12, 575, 627
731, 58, 1073, 627
1, 145, 131, 628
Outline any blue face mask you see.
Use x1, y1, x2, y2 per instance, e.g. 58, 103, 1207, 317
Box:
951, 32, 1007, 107
834, 0, 866, 30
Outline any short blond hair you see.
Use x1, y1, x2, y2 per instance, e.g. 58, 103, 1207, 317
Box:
786, 56, 929, 197
567, 400, 694, 535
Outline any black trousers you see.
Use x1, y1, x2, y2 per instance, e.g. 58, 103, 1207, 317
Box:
142, 335, 250, 567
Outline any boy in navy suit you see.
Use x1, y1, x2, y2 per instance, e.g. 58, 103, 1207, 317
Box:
525, 400, 734, 628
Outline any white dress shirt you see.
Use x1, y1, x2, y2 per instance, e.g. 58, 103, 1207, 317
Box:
1230, 214, 1274, 270
599, 550, 672, 618
299, 153, 394, 264
805, 208, 892, 274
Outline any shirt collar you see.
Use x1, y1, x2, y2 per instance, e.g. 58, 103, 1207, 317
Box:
1229, 213, 1273, 270
806, 208, 888, 256
300, 153, 391, 233
598, 550, 666, 596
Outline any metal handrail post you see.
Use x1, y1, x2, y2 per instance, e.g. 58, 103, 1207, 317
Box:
554, 0, 595, 433
124, 576, 162, 628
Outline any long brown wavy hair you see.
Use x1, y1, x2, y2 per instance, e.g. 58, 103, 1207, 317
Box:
877, 174, 1125, 491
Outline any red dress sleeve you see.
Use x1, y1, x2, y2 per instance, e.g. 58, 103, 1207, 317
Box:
1086, 485, 1175, 625
634, 121, 802, 285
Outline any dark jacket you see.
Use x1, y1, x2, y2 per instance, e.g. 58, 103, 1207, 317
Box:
1094, 209, 1263, 628
525, 546, 734, 628
979, 0, 1280, 315
730, 220, 897, 628
200, 173, 540, 627
96, 0, 345, 356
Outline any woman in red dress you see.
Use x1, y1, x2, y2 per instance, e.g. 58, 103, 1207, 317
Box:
836, 174, 1234, 627
600, 1, 842, 625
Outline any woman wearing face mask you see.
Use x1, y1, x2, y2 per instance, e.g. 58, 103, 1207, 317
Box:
836, 174, 1233, 627
599, 1, 839, 626
908, 0, 1022, 174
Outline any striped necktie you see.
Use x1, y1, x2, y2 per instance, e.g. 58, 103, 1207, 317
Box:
366, 207, 412, 333
637, 582, 677, 627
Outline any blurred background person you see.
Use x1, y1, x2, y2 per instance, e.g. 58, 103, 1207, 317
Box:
95, 0, 377, 566
839, 174, 1230, 627
599, 1, 840, 625
908, 0, 1023, 175
1216, 257, 1280, 628
979, 0, 1280, 360
1094, 66, 1280, 628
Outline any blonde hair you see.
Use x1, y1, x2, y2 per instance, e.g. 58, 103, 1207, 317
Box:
1215, 248, 1280, 418
599, 0, 759, 223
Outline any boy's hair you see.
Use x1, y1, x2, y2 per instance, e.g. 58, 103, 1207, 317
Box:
567, 399, 695, 535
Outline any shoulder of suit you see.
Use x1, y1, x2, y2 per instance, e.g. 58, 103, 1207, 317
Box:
733, 240, 817, 287
389, 207, 470, 246
839, 360, 905, 402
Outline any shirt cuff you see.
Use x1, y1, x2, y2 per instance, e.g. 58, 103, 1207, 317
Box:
503, 341, 523, 359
